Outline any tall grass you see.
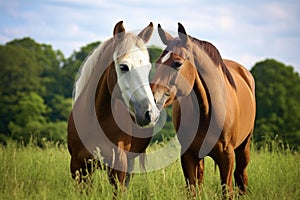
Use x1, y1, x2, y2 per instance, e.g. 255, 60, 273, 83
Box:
0, 140, 299, 200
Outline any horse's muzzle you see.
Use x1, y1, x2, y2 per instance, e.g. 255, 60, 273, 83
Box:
131, 98, 160, 127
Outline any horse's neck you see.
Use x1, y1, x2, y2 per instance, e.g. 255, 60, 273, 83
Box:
194, 73, 210, 119
193, 46, 226, 124
95, 65, 116, 121
95, 75, 110, 121
93, 40, 117, 121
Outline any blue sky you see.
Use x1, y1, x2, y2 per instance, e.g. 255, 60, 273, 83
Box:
1, 0, 300, 72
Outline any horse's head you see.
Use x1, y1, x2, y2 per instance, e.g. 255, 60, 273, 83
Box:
111, 21, 159, 127
152, 23, 198, 110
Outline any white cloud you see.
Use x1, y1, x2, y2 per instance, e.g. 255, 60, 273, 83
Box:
264, 2, 290, 20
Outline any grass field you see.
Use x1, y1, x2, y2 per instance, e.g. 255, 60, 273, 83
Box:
0, 141, 299, 200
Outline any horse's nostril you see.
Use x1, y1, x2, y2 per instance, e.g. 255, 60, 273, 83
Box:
154, 98, 157, 104
145, 110, 151, 122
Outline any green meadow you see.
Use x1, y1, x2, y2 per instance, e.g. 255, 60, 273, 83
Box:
0, 141, 299, 200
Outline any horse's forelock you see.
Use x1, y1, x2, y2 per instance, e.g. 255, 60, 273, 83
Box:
113, 32, 148, 60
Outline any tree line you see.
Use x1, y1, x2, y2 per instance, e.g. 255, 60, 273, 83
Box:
0, 37, 299, 150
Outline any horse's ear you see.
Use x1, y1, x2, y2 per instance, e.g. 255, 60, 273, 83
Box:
158, 24, 173, 45
178, 22, 189, 45
138, 22, 154, 43
113, 21, 125, 40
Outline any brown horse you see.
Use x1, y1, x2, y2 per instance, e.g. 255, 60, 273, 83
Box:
67, 21, 160, 190
151, 23, 256, 198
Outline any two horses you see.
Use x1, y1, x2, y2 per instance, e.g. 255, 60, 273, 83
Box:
67, 21, 256, 197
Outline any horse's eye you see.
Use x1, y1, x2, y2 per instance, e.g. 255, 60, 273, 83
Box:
173, 61, 182, 70
119, 64, 129, 72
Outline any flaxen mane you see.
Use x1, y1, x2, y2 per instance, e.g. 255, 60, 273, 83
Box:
192, 37, 236, 89
73, 39, 111, 102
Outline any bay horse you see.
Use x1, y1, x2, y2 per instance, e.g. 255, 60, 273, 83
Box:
67, 21, 160, 190
151, 23, 256, 198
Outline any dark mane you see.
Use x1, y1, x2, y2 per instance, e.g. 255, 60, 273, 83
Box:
192, 37, 236, 89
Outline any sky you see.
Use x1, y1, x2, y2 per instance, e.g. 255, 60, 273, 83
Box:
1, 0, 300, 72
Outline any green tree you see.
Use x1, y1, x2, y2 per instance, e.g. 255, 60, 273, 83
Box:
251, 59, 300, 149
148, 45, 163, 63
0, 44, 44, 95
1, 38, 69, 145
0, 44, 44, 134
48, 95, 72, 122
148, 45, 163, 80
7, 37, 66, 100
8, 92, 48, 144
8, 92, 67, 145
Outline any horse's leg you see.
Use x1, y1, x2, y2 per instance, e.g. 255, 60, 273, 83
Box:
70, 157, 89, 184
125, 158, 134, 188
215, 143, 235, 199
107, 148, 128, 191
196, 158, 205, 191
70, 156, 82, 183
181, 150, 198, 196
234, 134, 251, 195
70, 156, 93, 184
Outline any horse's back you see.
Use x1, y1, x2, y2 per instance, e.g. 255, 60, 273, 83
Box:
223, 59, 256, 147
224, 59, 255, 95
